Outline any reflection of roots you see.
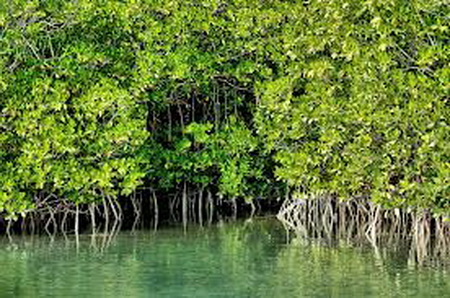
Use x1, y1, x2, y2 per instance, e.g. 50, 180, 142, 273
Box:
277, 196, 450, 266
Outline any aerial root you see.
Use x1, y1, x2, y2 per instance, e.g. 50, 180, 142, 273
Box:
278, 196, 450, 265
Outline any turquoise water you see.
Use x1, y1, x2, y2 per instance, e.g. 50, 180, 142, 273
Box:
0, 218, 449, 297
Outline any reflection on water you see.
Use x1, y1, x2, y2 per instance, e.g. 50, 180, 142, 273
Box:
0, 218, 449, 297
278, 197, 450, 268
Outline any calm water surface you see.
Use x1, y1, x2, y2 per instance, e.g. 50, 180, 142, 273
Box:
0, 218, 449, 297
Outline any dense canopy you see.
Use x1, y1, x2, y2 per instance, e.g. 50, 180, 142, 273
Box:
0, 0, 448, 222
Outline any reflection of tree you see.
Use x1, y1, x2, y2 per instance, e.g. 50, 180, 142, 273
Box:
268, 235, 450, 297
279, 197, 450, 267
1, 219, 450, 297
0, 219, 285, 297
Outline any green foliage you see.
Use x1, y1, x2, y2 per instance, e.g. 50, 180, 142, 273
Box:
0, 0, 448, 219
146, 119, 269, 200
254, 0, 450, 214
0, 0, 148, 216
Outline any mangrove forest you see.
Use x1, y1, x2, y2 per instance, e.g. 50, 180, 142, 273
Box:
0, 0, 449, 239
2, 1, 450, 297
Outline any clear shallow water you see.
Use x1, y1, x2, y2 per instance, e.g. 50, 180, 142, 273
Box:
0, 218, 449, 297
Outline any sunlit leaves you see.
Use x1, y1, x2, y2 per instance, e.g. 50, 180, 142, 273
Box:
0, 0, 148, 216
255, 0, 450, 214
1, 0, 448, 218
